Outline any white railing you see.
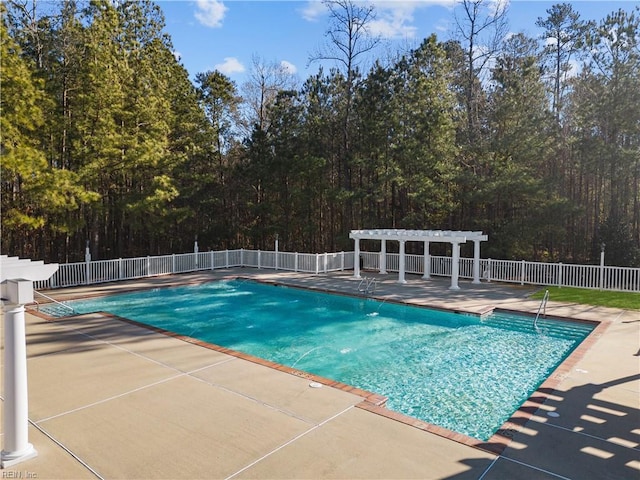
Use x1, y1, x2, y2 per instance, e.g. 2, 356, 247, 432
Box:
33, 249, 352, 290
358, 253, 639, 292
33, 249, 639, 292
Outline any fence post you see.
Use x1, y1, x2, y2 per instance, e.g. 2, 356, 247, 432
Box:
258, 250, 261, 269
486, 259, 492, 283
146, 256, 151, 277
84, 243, 91, 285
240, 248, 244, 267
225, 249, 229, 268
295, 253, 298, 272
172, 254, 176, 273
521, 259, 526, 285
558, 262, 563, 288
119, 258, 123, 280
324, 253, 328, 273
340, 251, 344, 271
315, 254, 319, 275
599, 246, 605, 290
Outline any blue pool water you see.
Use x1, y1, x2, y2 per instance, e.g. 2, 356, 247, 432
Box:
65, 280, 594, 441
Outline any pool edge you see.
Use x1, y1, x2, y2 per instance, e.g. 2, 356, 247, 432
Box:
30, 275, 608, 457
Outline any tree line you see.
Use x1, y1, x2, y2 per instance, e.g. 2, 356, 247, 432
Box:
2, 0, 639, 266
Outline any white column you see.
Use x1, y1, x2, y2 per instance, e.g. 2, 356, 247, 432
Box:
353, 238, 361, 279
472, 239, 481, 284
2, 303, 37, 468
450, 241, 461, 290
398, 240, 407, 284
422, 240, 431, 279
379, 240, 387, 274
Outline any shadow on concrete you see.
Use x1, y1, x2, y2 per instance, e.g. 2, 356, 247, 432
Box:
446, 372, 640, 479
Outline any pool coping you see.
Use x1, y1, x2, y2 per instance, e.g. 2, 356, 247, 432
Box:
28, 274, 606, 456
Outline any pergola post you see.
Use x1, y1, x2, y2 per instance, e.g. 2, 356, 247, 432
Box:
472, 239, 482, 284
450, 241, 461, 290
353, 238, 361, 279
422, 240, 431, 279
2, 294, 37, 468
1, 257, 58, 468
398, 240, 407, 284
379, 240, 387, 274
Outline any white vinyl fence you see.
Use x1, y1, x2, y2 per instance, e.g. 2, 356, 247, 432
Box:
359, 252, 639, 292
33, 249, 639, 292
33, 249, 353, 290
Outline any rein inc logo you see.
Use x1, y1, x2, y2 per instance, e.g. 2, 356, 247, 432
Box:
2, 472, 37, 478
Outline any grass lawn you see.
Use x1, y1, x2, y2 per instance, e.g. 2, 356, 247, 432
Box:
531, 286, 640, 310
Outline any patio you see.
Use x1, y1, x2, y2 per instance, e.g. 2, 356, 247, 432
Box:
1, 270, 638, 479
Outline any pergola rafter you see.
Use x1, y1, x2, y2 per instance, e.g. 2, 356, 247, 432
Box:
349, 229, 488, 290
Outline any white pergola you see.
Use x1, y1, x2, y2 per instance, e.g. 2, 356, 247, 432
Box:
349, 229, 488, 290
1, 255, 58, 468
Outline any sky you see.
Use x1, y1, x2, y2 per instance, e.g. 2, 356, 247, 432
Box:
158, 0, 637, 86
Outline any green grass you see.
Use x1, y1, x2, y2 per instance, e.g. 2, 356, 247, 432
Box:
531, 286, 640, 310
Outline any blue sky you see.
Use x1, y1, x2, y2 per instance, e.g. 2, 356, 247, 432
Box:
158, 1, 636, 85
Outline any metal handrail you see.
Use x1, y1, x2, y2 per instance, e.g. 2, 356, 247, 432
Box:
358, 277, 377, 296
34, 290, 76, 314
534, 289, 549, 331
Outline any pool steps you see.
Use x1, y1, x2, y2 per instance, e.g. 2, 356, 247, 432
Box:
481, 313, 594, 340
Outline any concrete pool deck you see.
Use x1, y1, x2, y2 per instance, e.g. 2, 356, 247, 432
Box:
1, 269, 638, 479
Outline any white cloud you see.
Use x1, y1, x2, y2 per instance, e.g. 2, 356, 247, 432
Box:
488, 0, 510, 18
280, 60, 298, 74
565, 58, 579, 79
215, 57, 246, 75
300, 1, 327, 22
300, 1, 456, 39
369, 5, 418, 39
435, 17, 451, 33
195, 0, 227, 28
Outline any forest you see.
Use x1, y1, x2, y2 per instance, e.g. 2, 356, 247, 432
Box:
2, 0, 639, 266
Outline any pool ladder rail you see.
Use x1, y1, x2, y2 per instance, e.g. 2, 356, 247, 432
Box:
358, 276, 377, 296
534, 289, 549, 332
33, 290, 77, 317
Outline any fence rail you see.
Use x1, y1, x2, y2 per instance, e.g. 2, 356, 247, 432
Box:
34, 250, 351, 290
33, 249, 639, 292
358, 252, 639, 292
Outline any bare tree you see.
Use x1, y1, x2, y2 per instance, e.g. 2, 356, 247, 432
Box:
309, 0, 380, 77
6, 0, 48, 68
309, 0, 380, 129
241, 54, 298, 133
454, 0, 509, 141
308, 0, 381, 237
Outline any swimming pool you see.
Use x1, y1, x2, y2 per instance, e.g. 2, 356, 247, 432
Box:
63, 279, 594, 441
